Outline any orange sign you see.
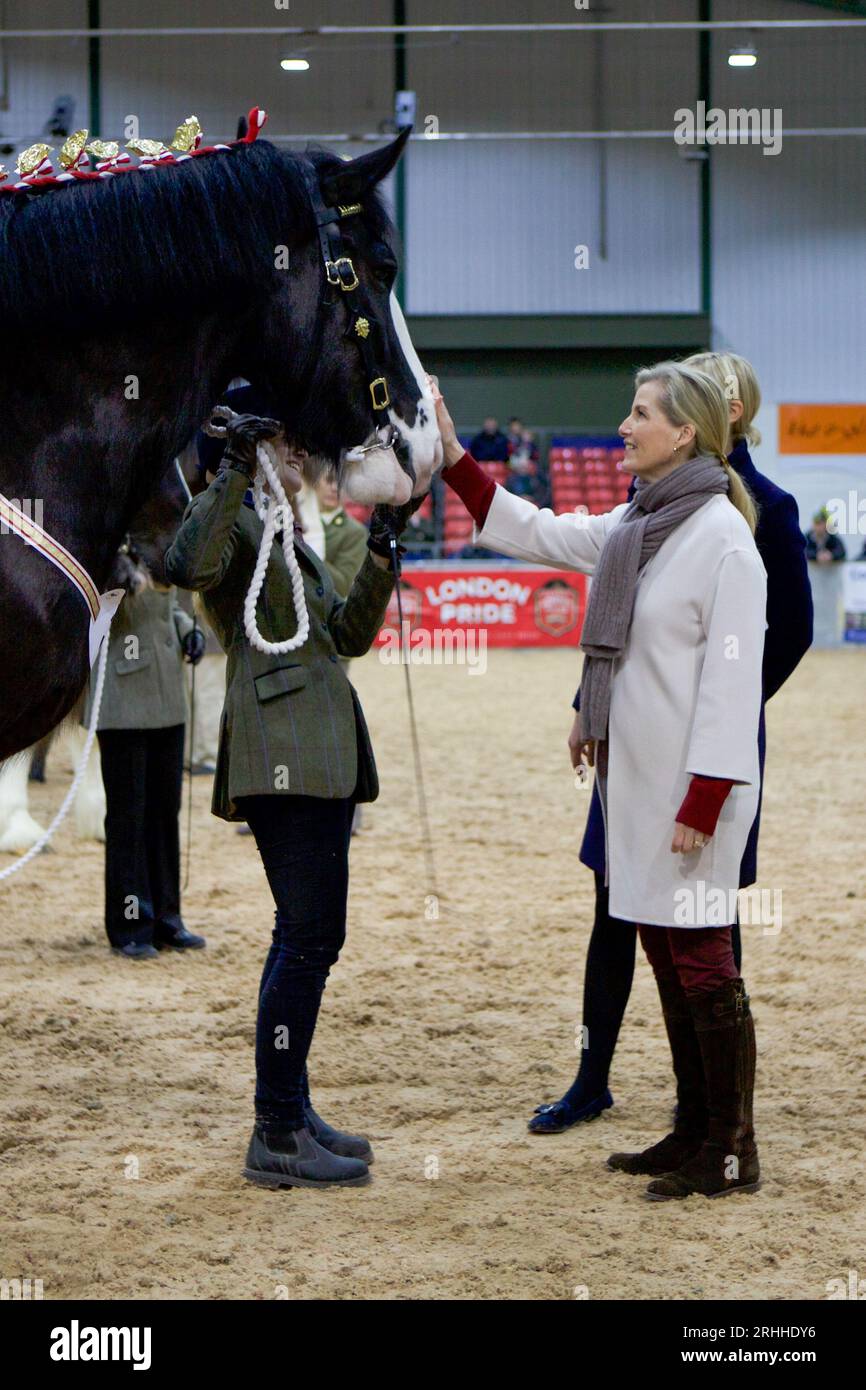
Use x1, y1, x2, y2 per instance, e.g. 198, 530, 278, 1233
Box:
778, 404, 866, 454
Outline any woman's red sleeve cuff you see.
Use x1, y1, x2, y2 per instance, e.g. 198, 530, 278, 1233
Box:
676, 775, 735, 837
442, 451, 497, 528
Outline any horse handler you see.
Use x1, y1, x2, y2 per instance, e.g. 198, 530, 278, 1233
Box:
166, 412, 413, 1190
87, 546, 207, 960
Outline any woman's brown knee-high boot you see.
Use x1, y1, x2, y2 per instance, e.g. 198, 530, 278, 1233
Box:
646, 977, 759, 1200
607, 970, 707, 1176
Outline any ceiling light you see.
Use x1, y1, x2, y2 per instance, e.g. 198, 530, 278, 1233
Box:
728, 43, 757, 68
280, 57, 310, 72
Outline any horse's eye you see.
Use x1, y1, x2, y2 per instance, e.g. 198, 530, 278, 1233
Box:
367, 242, 397, 287
370, 260, 397, 290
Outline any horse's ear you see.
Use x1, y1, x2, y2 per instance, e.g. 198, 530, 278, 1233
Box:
320, 127, 411, 206
236, 114, 248, 140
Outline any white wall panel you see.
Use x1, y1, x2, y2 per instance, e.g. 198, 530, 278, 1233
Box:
406, 137, 702, 313
713, 137, 866, 533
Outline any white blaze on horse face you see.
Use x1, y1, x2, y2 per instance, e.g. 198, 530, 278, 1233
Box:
388, 291, 443, 495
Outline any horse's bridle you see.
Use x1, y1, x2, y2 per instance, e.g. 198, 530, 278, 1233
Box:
298, 161, 403, 460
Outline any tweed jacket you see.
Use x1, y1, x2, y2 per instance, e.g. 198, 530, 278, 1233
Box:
86, 586, 193, 732
165, 467, 394, 820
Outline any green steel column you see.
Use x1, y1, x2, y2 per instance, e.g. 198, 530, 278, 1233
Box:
88, 0, 101, 137
394, 0, 407, 305
699, 0, 712, 322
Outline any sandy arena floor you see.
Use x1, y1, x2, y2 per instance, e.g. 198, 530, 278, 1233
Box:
1, 646, 864, 1301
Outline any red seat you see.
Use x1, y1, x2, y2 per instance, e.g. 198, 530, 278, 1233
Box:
343, 502, 372, 524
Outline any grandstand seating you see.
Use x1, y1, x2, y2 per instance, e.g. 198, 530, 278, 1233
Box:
548, 437, 629, 515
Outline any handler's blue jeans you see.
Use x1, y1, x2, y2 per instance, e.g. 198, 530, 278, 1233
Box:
238, 793, 355, 1131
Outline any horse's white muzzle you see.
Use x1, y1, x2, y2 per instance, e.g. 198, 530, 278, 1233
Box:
340, 441, 414, 506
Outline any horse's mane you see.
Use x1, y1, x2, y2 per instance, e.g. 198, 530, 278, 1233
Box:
0, 140, 389, 333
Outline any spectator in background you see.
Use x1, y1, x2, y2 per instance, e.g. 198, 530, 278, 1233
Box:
506, 417, 525, 456
401, 500, 436, 559
88, 542, 207, 960
314, 474, 369, 598
805, 508, 847, 564
506, 427, 542, 502
469, 416, 510, 464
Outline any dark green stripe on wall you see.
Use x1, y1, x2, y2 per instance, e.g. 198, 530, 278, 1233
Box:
408, 315, 710, 434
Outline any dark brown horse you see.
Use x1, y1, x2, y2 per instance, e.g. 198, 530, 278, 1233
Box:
1, 458, 198, 853
0, 126, 439, 759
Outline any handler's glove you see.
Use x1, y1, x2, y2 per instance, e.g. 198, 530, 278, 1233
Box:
181, 626, 206, 666
367, 494, 428, 566
220, 413, 283, 479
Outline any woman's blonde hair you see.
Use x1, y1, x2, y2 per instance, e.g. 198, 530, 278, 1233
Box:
635, 360, 758, 535
685, 350, 762, 449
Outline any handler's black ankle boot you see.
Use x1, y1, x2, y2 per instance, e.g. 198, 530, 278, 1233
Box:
608, 970, 706, 1176
243, 1123, 370, 1190
304, 1105, 374, 1163
646, 978, 760, 1201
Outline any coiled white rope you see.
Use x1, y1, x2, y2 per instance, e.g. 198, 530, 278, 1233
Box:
0, 628, 111, 881
244, 439, 311, 655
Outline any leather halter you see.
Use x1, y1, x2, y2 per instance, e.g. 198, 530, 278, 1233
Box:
298, 162, 394, 432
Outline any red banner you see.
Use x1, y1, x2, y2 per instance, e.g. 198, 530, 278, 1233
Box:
374, 566, 587, 648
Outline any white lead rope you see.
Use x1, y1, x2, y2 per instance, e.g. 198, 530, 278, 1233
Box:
243, 439, 311, 656
0, 627, 112, 882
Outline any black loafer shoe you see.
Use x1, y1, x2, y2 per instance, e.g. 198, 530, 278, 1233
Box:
112, 942, 159, 960
155, 926, 206, 950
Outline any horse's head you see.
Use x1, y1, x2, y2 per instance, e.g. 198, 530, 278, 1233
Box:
248, 132, 442, 507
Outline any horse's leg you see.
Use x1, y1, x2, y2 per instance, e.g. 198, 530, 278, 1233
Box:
71, 723, 106, 841
50, 696, 107, 842
29, 731, 52, 783
0, 750, 48, 853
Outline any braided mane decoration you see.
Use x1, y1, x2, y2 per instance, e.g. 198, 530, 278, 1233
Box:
0, 106, 268, 195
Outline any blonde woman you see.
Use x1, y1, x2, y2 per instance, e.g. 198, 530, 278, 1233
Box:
435, 363, 767, 1200
529, 354, 811, 1161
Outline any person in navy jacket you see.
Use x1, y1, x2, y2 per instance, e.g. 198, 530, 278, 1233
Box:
530, 352, 813, 1135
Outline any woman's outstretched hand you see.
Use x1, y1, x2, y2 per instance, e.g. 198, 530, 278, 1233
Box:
428, 375, 465, 468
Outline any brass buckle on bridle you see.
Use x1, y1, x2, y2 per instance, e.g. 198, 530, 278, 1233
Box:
369, 377, 391, 412
325, 256, 359, 291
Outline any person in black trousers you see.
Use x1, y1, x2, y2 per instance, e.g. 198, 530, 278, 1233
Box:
166, 407, 421, 1190
88, 549, 206, 959
529, 352, 813, 1135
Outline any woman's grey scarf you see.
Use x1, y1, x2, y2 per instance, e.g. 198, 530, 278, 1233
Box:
579, 452, 729, 748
